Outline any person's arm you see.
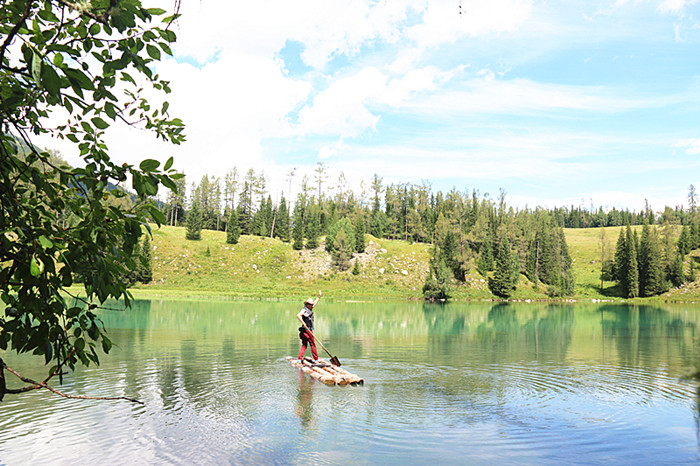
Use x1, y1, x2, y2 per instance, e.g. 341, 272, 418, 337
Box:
311, 290, 322, 308
297, 310, 307, 327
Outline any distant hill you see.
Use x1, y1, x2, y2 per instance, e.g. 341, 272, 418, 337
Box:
126, 224, 699, 302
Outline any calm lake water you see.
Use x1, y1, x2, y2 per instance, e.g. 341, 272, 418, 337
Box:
1, 300, 700, 465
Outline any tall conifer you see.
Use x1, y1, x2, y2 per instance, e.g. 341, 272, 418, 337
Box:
306, 215, 320, 249
625, 226, 639, 298
226, 209, 241, 244
292, 207, 304, 250
275, 197, 290, 242
489, 236, 519, 298
186, 201, 203, 241
355, 217, 366, 253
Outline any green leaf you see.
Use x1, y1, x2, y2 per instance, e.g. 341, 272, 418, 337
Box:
160, 175, 177, 192
31, 50, 42, 84
147, 8, 167, 15
104, 102, 117, 119
149, 205, 166, 225
101, 336, 112, 354
141, 177, 158, 196
44, 341, 53, 364
164, 156, 173, 170
38, 235, 54, 249
65, 68, 95, 92
146, 44, 160, 60
120, 72, 136, 84
30, 255, 44, 277
91, 117, 109, 130
139, 159, 160, 172
41, 65, 63, 97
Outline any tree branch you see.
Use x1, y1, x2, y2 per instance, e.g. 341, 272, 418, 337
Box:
55, 0, 110, 24
1, 359, 143, 404
0, 0, 34, 67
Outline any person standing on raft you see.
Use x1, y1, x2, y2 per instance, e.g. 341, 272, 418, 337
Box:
297, 290, 322, 363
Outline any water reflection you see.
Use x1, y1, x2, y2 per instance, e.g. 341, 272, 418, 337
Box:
1, 300, 699, 464
295, 369, 316, 430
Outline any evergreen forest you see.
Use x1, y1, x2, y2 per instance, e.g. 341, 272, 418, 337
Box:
150, 163, 700, 301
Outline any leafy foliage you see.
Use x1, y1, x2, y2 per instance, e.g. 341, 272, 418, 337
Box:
0, 1, 184, 379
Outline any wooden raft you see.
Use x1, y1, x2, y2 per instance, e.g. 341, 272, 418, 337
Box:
286, 357, 364, 386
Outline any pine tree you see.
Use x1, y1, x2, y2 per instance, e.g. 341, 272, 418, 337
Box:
332, 229, 353, 271
423, 246, 451, 301
370, 210, 387, 239
275, 196, 290, 242
355, 217, 366, 253
477, 233, 494, 276
642, 227, 666, 296
186, 201, 203, 241
306, 215, 320, 249
678, 225, 691, 256
625, 226, 639, 298
262, 196, 274, 236
525, 230, 544, 284
638, 224, 651, 294
226, 209, 241, 244
489, 237, 518, 298
326, 218, 355, 253
237, 180, 253, 235
292, 207, 304, 250
442, 231, 460, 280
668, 251, 685, 287
614, 228, 628, 292
352, 259, 361, 276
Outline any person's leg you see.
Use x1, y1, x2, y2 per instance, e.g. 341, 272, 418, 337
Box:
298, 334, 307, 359
309, 336, 318, 360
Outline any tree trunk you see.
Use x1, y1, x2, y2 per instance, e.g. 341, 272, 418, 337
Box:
270, 208, 277, 238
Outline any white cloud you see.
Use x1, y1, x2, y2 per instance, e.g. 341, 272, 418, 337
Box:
406, 0, 533, 49
674, 138, 700, 155
297, 67, 385, 138
657, 0, 698, 13
402, 75, 668, 117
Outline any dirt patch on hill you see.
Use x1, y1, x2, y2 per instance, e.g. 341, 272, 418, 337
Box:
291, 239, 384, 280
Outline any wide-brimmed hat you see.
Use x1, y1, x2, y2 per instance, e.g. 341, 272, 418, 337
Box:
304, 298, 315, 305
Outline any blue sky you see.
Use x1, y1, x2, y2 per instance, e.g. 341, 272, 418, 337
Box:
49, 0, 700, 211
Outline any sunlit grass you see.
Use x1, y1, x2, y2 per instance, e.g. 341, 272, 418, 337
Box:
120, 224, 700, 302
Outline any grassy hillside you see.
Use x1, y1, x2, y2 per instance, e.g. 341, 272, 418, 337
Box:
132, 225, 432, 301
125, 224, 700, 302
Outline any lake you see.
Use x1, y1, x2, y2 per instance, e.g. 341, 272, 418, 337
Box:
1, 300, 699, 464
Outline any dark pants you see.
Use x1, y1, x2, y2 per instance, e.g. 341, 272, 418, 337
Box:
298, 328, 318, 360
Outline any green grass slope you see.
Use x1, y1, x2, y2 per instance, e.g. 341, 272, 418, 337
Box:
133, 225, 431, 301
127, 224, 700, 302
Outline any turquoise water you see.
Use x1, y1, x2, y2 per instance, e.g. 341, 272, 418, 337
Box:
1, 300, 699, 464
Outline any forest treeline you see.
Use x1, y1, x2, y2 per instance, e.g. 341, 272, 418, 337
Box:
153, 164, 700, 301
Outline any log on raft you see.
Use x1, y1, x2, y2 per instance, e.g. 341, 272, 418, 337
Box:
286, 357, 364, 386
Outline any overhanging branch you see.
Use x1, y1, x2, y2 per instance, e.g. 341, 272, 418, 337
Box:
0, 359, 143, 404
